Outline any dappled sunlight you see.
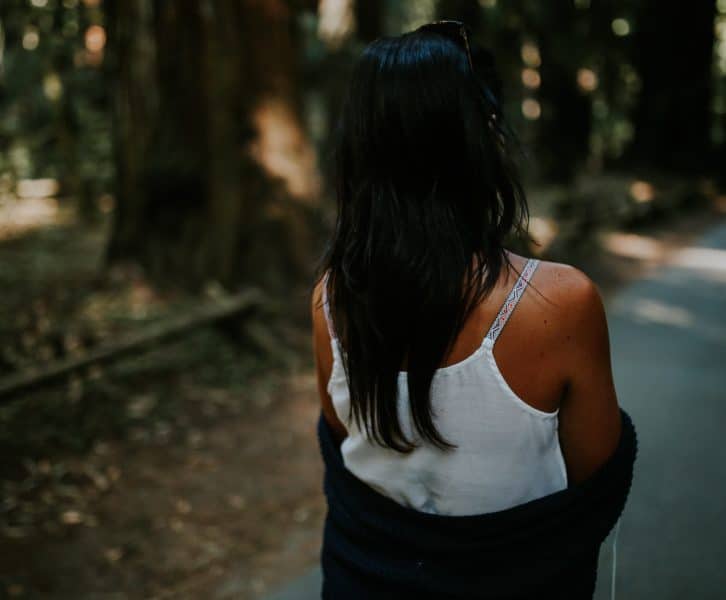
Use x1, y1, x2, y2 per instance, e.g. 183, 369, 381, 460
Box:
521, 42, 541, 67
0, 197, 67, 242
528, 216, 558, 253
22, 26, 40, 51
84, 24, 105, 53
318, 0, 355, 49
521, 68, 541, 89
669, 246, 726, 280
15, 178, 60, 199
576, 68, 598, 93
629, 180, 655, 203
614, 286, 726, 345
601, 233, 726, 282
629, 297, 694, 328
522, 98, 541, 120
601, 231, 665, 262
250, 98, 322, 203
611, 18, 631, 36
0, 180, 71, 241
83, 24, 106, 66
42, 72, 63, 101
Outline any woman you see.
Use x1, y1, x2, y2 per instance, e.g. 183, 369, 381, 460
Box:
311, 21, 636, 599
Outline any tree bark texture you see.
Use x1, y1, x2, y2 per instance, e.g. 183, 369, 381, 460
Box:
106, 0, 320, 291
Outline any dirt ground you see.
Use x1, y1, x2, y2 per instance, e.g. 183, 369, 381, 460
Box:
0, 197, 326, 599
2, 369, 325, 599
0, 190, 723, 599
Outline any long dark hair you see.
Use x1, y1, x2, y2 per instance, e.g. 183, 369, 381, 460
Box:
314, 23, 531, 453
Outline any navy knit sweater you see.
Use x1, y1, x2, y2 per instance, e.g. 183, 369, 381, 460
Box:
317, 407, 637, 599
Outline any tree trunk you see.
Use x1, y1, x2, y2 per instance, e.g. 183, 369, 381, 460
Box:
627, 0, 716, 173
105, 1, 320, 292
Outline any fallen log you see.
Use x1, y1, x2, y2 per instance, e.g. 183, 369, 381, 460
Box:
0, 288, 265, 402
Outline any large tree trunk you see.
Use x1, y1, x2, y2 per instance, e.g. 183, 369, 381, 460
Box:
627, 0, 716, 173
105, 1, 320, 292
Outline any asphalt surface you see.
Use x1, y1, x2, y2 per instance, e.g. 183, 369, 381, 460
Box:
594, 220, 726, 599
267, 219, 726, 600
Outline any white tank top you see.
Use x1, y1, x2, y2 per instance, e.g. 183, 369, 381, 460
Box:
322, 258, 568, 516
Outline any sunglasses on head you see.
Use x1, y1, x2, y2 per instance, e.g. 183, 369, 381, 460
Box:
417, 20, 476, 75
416, 20, 500, 124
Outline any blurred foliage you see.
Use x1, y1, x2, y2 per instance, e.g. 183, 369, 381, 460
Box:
1, 0, 723, 205
0, 0, 112, 207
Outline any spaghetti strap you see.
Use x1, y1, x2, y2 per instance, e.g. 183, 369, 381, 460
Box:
484, 258, 540, 345
321, 271, 337, 340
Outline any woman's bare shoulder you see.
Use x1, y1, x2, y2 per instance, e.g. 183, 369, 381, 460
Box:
505, 252, 608, 353
529, 259, 620, 484
536, 259, 606, 334
508, 253, 603, 321
524, 256, 612, 381
528, 256, 596, 296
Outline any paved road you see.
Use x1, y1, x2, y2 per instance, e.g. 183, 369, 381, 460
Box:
594, 220, 726, 599
266, 220, 726, 600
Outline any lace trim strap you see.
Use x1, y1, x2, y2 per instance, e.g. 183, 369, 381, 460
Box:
484, 258, 540, 345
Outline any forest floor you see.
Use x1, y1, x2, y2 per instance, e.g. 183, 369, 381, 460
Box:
0, 178, 724, 599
